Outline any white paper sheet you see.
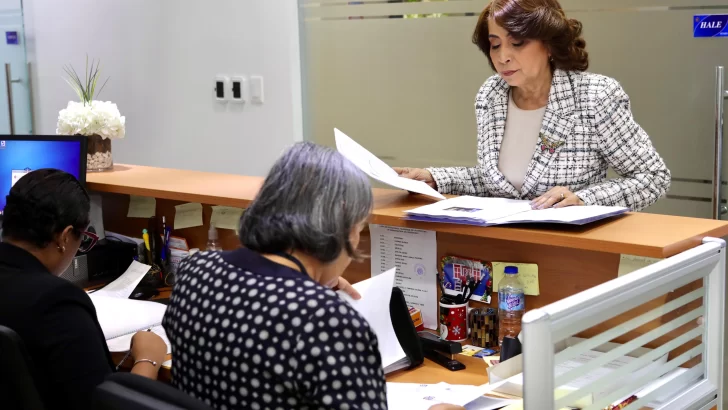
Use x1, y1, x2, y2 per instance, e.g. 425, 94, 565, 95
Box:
386, 381, 512, 410
369, 224, 438, 330
337, 268, 407, 370
89, 294, 168, 340
106, 324, 172, 354
334, 128, 445, 200
93, 260, 151, 299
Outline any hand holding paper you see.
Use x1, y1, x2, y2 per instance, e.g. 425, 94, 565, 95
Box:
334, 128, 445, 200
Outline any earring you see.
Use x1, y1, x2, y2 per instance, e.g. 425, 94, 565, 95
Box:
57, 245, 66, 253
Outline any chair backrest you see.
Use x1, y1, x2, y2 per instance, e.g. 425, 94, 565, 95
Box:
92, 372, 214, 410
521, 237, 725, 410
0, 324, 45, 410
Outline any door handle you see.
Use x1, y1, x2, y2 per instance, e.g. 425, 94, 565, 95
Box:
4, 63, 15, 135
712, 66, 727, 219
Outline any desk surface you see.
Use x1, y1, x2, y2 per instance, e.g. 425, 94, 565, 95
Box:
87, 164, 728, 258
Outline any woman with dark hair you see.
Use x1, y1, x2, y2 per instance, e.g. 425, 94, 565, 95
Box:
0, 169, 167, 410
395, 0, 670, 211
164, 142, 464, 410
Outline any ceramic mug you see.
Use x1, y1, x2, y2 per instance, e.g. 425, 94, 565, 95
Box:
439, 302, 469, 342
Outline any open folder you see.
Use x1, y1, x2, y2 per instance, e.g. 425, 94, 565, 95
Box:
405, 196, 628, 227
334, 128, 445, 201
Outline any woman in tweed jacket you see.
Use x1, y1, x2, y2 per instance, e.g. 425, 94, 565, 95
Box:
395, 0, 670, 211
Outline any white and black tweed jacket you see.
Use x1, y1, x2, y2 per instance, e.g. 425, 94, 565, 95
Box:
427, 69, 671, 211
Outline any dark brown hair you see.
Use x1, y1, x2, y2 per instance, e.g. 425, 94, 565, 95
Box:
473, 0, 588, 72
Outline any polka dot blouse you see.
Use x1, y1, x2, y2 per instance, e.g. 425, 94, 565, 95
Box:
163, 248, 388, 410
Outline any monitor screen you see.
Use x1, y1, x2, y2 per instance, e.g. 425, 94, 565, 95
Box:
0, 136, 87, 214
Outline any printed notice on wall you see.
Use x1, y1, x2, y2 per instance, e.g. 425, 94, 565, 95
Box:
369, 224, 437, 330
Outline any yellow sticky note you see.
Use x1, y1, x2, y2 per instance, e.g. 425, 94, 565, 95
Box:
174, 203, 203, 230
492, 262, 539, 296
210, 206, 245, 231
127, 195, 156, 218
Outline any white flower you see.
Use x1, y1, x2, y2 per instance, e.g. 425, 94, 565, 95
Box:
56, 100, 126, 140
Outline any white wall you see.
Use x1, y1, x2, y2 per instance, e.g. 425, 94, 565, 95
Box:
22, 0, 303, 176
0, 0, 20, 11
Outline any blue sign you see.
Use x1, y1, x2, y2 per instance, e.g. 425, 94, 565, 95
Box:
695, 15, 728, 37
5, 31, 17, 45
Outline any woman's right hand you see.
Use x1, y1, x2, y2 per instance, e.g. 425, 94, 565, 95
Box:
130, 331, 167, 366
393, 167, 437, 189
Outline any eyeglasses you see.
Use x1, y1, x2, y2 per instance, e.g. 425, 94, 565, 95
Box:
79, 231, 99, 253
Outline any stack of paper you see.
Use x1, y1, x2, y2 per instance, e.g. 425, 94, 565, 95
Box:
88, 261, 171, 354
337, 268, 410, 373
334, 128, 445, 200
405, 196, 628, 227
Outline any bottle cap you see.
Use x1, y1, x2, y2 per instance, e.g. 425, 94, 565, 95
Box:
208, 226, 218, 240
504, 266, 518, 275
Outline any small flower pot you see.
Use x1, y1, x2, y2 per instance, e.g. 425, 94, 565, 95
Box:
86, 134, 113, 172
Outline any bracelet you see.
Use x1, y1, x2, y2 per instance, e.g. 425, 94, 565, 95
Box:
133, 359, 158, 367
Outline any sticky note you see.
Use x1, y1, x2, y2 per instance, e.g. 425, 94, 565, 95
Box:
210, 206, 245, 231
492, 262, 539, 296
174, 203, 203, 230
127, 195, 156, 218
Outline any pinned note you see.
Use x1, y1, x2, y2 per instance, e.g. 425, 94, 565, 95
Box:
492, 262, 539, 296
127, 195, 156, 218
174, 203, 203, 230
210, 206, 245, 231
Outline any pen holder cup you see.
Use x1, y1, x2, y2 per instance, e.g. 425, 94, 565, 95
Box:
468, 307, 499, 349
439, 302, 469, 342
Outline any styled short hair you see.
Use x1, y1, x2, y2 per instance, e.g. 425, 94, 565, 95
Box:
239, 142, 373, 263
473, 0, 589, 72
2, 169, 90, 248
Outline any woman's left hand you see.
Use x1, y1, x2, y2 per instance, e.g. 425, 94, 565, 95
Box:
331, 277, 362, 300
531, 186, 584, 209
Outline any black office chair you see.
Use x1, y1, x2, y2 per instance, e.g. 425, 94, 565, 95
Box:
92, 372, 214, 410
0, 325, 45, 410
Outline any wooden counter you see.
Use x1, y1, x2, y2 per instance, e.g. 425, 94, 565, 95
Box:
88, 164, 728, 259
89, 164, 728, 388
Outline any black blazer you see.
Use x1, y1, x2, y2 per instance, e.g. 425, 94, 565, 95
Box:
0, 242, 113, 410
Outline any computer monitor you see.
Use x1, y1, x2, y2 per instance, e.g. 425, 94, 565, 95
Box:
0, 135, 87, 214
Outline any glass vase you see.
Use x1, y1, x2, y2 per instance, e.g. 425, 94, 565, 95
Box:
86, 134, 113, 172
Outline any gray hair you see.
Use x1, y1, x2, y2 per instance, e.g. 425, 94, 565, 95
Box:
239, 142, 372, 263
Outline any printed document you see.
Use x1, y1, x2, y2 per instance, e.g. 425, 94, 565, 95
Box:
334, 128, 445, 200
93, 260, 151, 299
370, 224, 438, 330
386, 381, 515, 410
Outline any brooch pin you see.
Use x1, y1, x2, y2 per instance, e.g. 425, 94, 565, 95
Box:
540, 133, 564, 154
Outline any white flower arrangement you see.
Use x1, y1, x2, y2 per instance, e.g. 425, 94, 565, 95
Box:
56, 100, 125, 139
56, 57, 125, 140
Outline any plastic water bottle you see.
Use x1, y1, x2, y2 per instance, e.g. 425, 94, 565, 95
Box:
498, 266, 525, 346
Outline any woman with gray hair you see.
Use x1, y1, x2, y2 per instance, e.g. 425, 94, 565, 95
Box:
164, 142, 379, 409
164, 142, 465, 410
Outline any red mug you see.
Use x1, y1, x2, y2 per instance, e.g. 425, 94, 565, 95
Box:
439, 302, 468, 342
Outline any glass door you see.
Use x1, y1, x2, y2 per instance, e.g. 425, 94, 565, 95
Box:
0, 2, 32, 135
